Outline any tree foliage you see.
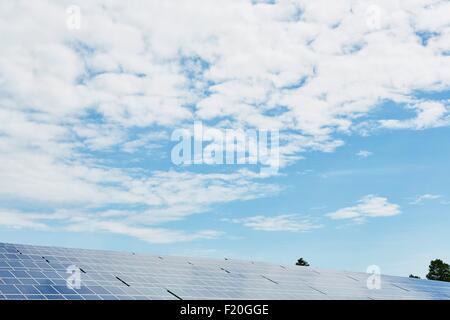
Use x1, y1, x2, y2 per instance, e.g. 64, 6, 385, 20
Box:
426, 259, 450, 282
295, 258, 310, 266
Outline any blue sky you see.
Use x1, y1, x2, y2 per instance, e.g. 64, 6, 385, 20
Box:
0, 0, 449, 278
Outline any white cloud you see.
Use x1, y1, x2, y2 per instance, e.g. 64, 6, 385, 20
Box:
327, 195, 400, 221
228, 214, 321, 232
0, 167, 279, 243
1, 1, 449, 149
0, 209, 221, 244
0, 0, 449, 242
410, 194, 443, 205
0, 211, 50, 230
121, 131, 167, 154
380, 101, 450, 130
65, 219, 222, 244
357, 150, 373, 158
0, 155, 279, 218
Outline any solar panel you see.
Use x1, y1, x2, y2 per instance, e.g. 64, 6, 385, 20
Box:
0, 242, 449, 300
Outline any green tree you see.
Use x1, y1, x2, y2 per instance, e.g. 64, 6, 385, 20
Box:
426, 259, 450, 282
409, 274, 420, 279
295, 258, 309, 266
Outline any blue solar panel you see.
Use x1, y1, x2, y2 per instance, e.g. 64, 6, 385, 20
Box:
0, 242, 449, 300
0, 284, 21, 295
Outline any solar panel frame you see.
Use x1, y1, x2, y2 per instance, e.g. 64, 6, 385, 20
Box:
0, 242, 449, 300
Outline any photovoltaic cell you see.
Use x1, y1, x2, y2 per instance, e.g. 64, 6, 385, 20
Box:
0, 242, 449, 300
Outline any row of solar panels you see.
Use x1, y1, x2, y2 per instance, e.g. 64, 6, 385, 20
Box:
0, 242, 449, 300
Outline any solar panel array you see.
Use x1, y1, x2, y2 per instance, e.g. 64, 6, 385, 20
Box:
0, 242, 449, 300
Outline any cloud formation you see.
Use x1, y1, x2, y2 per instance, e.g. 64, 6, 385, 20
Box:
0, 0, 449, 242
357, 150, 373, 158
228, 215, 321, 232
410, 194, 443, 205
380, 101, 450, 130
327, 195, 401, 221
